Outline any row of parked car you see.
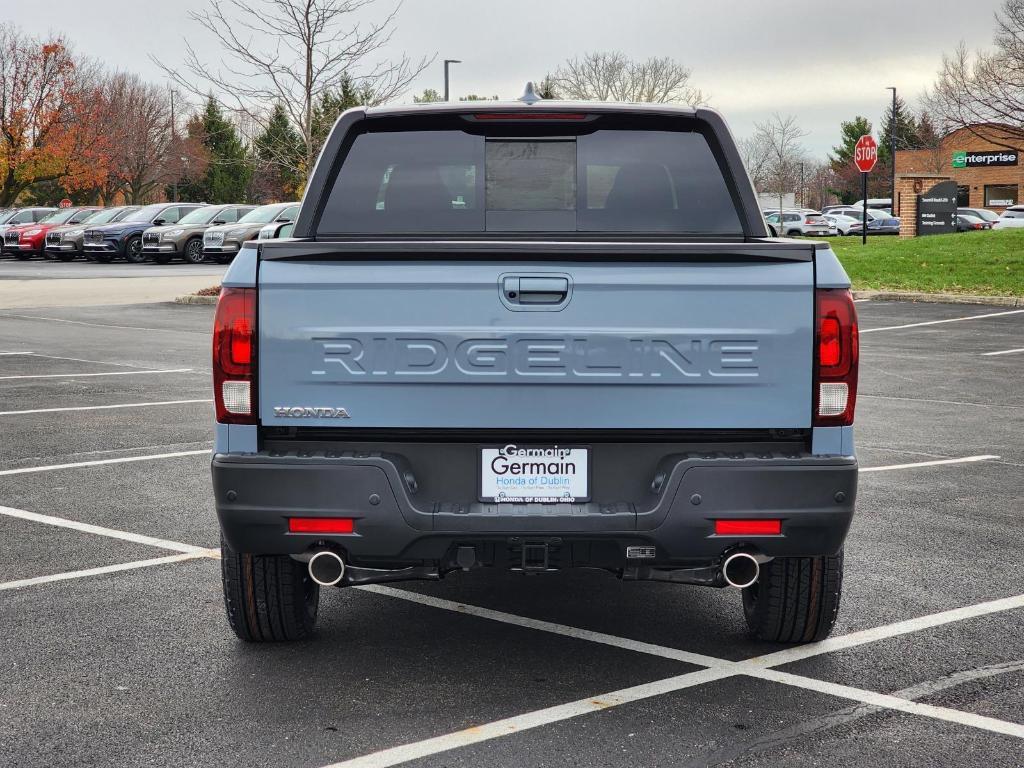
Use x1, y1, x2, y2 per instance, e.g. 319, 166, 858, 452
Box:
0, 202, 298, 264
763, 201, 1024, 238
763, 206, 901, 237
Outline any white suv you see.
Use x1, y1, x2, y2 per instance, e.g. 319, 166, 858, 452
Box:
764, 210, 831, 237
992, 205, 1024, 229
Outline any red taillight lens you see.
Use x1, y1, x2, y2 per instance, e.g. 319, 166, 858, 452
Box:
288, 517, 355, 534
813, 288, 859, 427
715, 519, 782, 535
213, 287, 256, 424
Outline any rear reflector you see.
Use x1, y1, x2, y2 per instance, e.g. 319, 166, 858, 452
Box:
715, 519, 782, 536
289, 517, 355, 534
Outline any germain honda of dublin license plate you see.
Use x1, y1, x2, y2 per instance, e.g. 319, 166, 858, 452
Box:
479, 444, 590, 503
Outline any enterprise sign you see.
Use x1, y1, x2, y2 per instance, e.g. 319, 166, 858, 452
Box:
952, 150, 1018, 168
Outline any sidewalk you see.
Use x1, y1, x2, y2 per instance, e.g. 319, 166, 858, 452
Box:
0, 276, 219, 309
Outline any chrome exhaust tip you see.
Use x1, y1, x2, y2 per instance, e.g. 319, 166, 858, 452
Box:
722, 551, 760, 589
308, 550, 346, 587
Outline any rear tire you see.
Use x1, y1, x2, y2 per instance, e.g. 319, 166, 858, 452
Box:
742, 551, 843, 643
220, 538, 320, 642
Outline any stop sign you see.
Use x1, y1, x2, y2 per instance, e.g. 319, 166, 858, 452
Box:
853, 135, 878, 173
59, 198, 72, 208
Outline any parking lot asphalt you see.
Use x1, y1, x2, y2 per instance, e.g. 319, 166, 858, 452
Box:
0, 297, 1021, 767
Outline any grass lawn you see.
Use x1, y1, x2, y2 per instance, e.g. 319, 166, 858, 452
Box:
827, 229, 1024, 296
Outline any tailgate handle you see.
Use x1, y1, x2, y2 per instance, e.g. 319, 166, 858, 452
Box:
503, 276, 569, 305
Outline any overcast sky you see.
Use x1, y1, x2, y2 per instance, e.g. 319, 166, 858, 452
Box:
6, 0, 1007, 156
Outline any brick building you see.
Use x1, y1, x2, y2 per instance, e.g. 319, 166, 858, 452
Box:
895, 124, 1022, 212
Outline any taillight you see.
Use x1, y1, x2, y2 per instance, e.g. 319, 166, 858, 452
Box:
813, 288, 858, 426
213, 287, 256, 424
472, 112, 589, 121
805, 217, 814, 225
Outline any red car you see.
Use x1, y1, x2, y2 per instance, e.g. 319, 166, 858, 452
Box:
4, 207, 101, 260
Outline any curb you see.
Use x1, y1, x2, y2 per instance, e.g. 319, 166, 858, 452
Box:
174, 294, 218, 305
852, 290, 1022, 307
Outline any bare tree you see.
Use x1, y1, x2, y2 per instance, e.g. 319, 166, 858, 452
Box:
926, 0, 1024, 147
737, 135, 774, 192
155, 0, 431, 179
551, 51, 707, 104
753, 113, 809, 218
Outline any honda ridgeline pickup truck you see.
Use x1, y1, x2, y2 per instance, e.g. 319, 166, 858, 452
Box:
212, 88, 859, 644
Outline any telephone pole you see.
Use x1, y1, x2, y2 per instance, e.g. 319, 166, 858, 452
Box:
887, 86, 897, 214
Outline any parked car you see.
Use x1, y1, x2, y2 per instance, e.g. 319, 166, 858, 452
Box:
4, 207, 101, 260
45, 206, 141, 261
203, 202, 296, 263
824, 213, 861, 236
211, 98, 858, 645
84, 203, 205, 263
0, 207, 57, 255
956, 214, 992, 232
764, 210, 830, 237
257, 204, 300, 239
143, 204, 256, 264
849, 198, 892, 212
957, 207, 1000, 225
991, 205, 1024, 229
864, 216, 901, 235
826, 207, 889, 224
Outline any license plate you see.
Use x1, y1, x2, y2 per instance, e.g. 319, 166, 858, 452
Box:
480, 445, 590, 503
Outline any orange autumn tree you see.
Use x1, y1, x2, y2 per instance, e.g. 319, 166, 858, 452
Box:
0, 25, 111, 206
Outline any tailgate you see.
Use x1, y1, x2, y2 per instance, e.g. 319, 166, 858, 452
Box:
258, 253, 814, 430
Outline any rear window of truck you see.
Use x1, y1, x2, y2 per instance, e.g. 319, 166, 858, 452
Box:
319, 123, 743, 235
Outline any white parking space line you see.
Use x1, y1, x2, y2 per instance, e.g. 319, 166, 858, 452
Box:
753, 669, 1024, 739
748, 592, 1024, 669
0, 552, 211, 593
0, 368, 192, 381
0, 351, 152, 369
0, 313, 209, 335
0, 449, 209, 477
359, 585, 729, 668
983, 347, 1024, 356
349, 586, 1024, 764
860, 308, 1024, 334
860, 455, 1000, 473
0, 399, 212, 417
0, 505, 215, 555
321, 667, 737, 768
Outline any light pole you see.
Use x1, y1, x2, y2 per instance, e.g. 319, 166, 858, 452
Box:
887, 86, 897, 214
443, 59, 461, 101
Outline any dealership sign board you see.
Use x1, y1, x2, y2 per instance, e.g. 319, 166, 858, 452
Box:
916, 180, 957, 236
952, 150, 1018, 168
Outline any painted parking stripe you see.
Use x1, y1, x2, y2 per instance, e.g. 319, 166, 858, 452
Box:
0, 313, 210, 335
0, 368, 191, 380
0, 351, 151, 368
321, 667, 736, 768
0, 449, 209, 477
0, 399, 212, 417
359, 585, 729, 669
860, 455, 999, 473
0, 552, 212, 593
860, 308, 1024, 334
982, 347, 1024, 356
752, 669, 1024, 738
747, 592, 1024, 669
0, 505, 214, 555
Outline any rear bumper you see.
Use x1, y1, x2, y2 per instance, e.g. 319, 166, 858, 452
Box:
213, 448, 857, 569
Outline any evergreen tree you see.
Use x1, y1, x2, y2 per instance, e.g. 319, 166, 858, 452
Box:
829, 116, 873, 167
310, 75, 375, 159
180, 96, 253, 203
254, 103, 303, 200
916, 112, 942, 148
878, 95, 920, 162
